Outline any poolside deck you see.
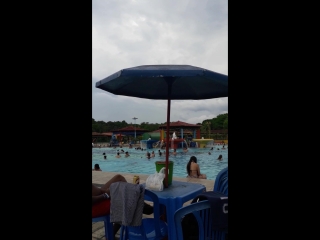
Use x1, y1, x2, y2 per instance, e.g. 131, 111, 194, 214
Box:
92, 171, 215, 240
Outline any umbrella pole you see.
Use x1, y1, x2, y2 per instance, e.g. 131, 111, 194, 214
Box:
165, 97, 171, 188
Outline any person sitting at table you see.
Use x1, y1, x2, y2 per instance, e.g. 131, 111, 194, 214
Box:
92, 174, 153, 239
186, 156, 207, 179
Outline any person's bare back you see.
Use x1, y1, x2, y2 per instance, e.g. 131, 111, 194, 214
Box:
186, 156, 207, 179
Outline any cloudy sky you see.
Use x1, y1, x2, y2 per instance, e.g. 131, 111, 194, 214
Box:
92, 0, 228, 125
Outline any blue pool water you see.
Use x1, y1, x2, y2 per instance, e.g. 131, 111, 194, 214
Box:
92, 146, 228, 180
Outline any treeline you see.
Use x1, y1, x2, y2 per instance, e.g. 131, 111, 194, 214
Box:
92, 113, 228, 133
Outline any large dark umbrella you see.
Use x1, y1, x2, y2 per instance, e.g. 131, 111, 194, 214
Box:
96, 65, 228, 187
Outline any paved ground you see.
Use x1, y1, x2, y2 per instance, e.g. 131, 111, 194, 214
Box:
92, 171, 215, 240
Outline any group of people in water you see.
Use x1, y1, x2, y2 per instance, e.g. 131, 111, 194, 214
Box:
94, 143, 227, 179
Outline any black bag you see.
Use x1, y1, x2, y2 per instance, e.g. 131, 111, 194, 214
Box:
181, 212, 199, 240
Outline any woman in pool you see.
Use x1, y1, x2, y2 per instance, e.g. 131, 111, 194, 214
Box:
217, 154, 223, 160
186, 156, 207, 179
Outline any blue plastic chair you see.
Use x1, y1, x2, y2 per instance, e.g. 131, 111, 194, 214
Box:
119, 189, 168, 240
92, 214, 114, 240
174, 200, 227, 240
213, 167, 228, 195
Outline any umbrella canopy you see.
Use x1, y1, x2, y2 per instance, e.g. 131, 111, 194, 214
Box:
96, 65, 227, 100
96, 65, 228, 187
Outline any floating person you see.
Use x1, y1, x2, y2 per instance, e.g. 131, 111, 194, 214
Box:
217, 154, 223, 161
208, 152, 211, 155
183, 147, 188, 153
93, 164, 102, 171
186, 156, 207, 179
125, 151, 130, 157
151, 151, 155, 157
116, 152, 121, 158
104, 155, 107, 159
103, 152, 106, 155
210, 147, 213, 150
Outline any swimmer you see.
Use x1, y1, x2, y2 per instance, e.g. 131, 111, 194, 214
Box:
172, 149, 177, 155
116, 152, 121, 158
217, 154, 223, 160
93, 163, 102, 171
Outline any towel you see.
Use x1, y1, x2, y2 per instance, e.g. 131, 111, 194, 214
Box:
110, 182, 145, 226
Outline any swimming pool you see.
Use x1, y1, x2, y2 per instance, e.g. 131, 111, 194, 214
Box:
92, 146, 228, 180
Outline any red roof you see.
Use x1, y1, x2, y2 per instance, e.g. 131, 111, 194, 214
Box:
92, 132, 113, 136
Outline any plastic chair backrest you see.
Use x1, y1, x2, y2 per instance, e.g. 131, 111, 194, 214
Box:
92, 214, 114, 240
174, 200, 226, 240
213, 167, 228, 195
119, 188, 167, 240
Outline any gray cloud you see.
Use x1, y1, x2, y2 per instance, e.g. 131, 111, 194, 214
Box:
93, 0, 228, 124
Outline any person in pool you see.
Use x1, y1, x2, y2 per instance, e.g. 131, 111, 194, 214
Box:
171, 149, 177, 155
93, 163, 102, 171
116, 152, 121, 158
186, 156, 207, 179
217, 154, 223, 160
92, 174, 153, 239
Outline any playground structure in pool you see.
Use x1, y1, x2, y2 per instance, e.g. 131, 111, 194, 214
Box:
105, 121, 227, 150
141, 129, 216, 150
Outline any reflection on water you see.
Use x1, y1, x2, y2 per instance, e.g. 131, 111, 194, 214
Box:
92, 146, 228, 180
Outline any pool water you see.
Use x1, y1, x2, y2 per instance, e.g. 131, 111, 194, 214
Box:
92, 146, 228, 180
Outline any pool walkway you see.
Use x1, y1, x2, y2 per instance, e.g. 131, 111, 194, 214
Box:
92, 171, 215, 240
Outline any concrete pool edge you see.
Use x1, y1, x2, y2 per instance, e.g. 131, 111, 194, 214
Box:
92, 171, 215, 191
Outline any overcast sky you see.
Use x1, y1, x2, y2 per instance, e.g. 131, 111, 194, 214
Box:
92, 0, 228, 125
